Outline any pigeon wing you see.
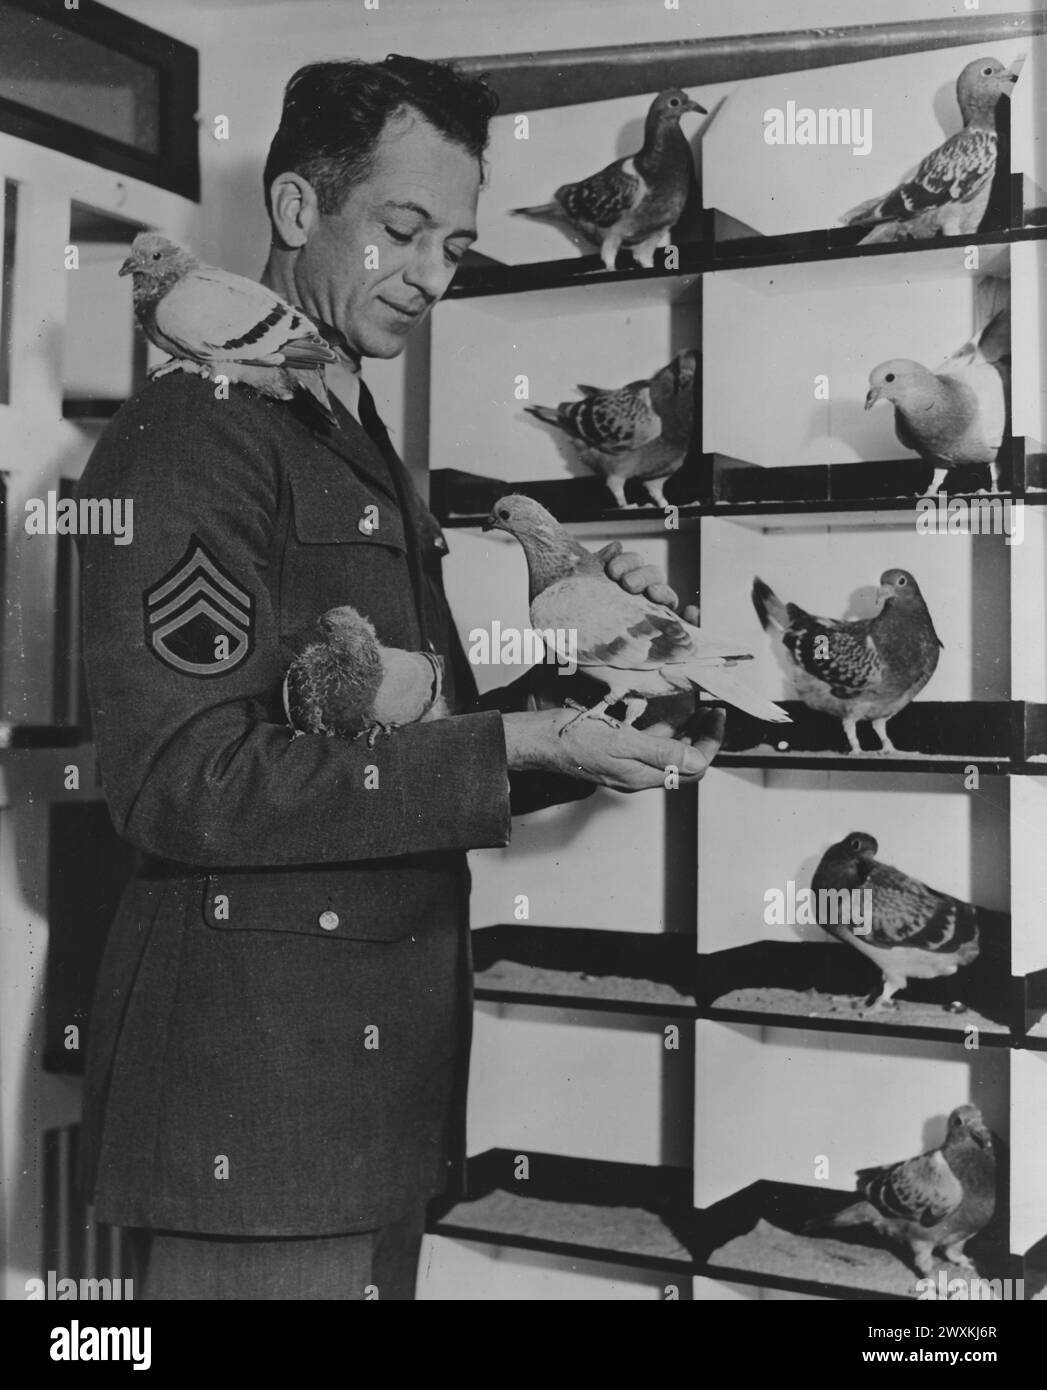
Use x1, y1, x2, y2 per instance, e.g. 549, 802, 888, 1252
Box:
781, 609, 882, 698
558, 159, 644, 230
577, 387, 662, 451
871, 130, 996, 224
857, 1150, 964, 1229
533, 579, 743, 673
154, 268, 335, 366
864, 861, 978, 953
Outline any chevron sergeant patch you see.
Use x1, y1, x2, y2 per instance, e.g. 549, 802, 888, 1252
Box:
143, 536, 255, 677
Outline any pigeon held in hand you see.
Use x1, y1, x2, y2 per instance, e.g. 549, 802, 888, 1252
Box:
751, 570, 942, 754
841, 57, 1017, 243
485, 494, 789, 728
812, 831, 981, 1007
865, 306, 1010, 495
511, 89, 706, 271
526, 349, 698, 508
120, 231, 337, 422
284, 605, 445, 746
806, 1105, 996, 1278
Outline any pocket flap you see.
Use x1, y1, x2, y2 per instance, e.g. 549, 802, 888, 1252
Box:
290, 470, 406, 553
202, 869, 415, 942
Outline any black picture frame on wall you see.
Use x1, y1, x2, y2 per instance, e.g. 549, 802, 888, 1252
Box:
0, 0, 199, 201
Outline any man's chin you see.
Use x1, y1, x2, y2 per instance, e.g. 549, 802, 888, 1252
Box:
354, 329, 411, 360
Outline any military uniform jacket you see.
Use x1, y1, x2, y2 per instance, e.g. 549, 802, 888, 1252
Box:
76, 371, 516, 1236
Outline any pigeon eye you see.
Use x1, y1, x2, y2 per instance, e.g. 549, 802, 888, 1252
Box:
884, 372, 895, 383
896, 575, 908, 586
982, 66, 994, 75
497, 508, 509, 520
151, 251, 162, 261
669, 98, 680, 106
849, 837, 862, 850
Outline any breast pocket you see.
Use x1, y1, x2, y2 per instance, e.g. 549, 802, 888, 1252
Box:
282, 469, 412, 640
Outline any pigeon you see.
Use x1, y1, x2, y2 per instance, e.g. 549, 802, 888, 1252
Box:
841, 57, 1017, 243
751, 570, 942, 754
807, 1105, 996, 1278
120, 231, 338, 421
812, 831, 981, 1007
484, 494, 789, 727
511, 89, 706, 271
866, 299, 1010, 495
525, 349, 698, 508
283, 605, 445, 746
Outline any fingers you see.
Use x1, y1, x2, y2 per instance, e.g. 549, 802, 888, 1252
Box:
603, 552, 680, 609
680, 603, 699, 626
595, 539, 623, 564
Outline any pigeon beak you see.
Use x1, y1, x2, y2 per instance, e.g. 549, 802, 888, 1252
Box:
117, 256, 136, 277
1000, 71, 1019, 89
875, 584, 893, 603
684, 97, 707, 115
482, 514, 499, 533
864, 387, 881, 411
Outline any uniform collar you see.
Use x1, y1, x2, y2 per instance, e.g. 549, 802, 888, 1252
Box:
287, 385, 399, 504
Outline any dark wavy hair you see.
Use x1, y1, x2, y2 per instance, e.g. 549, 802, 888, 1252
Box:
263, 54, 500, 216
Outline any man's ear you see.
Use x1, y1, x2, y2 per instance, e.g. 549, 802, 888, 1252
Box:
268, 171, 319, 250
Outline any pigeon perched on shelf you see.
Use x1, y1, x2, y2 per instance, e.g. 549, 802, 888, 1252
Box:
751, 570, 942, 754
806, 1105, 996, 1278
812, 831, 981, 1007
120, 231, 338, 421
485, 494, 789, 727
525, 349, 698, 508
283, 605, 445, 746
841, 57, 1017, 243
866, 294, 1010, 495
511, 89, 706, 271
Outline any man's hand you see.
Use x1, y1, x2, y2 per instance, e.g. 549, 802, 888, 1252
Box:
503, 705, 725, 793
596, 538, 682, 611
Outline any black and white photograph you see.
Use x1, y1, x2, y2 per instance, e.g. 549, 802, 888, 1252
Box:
1, 0, 1046, 1342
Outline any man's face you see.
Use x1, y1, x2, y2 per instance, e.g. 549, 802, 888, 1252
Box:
294, 109, 481, 358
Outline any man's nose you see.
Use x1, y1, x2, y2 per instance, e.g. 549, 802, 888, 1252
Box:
401, 243, 453, 302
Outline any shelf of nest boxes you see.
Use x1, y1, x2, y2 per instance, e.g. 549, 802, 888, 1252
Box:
692, 1020, 1020, 1299
428, 273, 703, 522
472, 926, 699, 1020
1009, 1050, 1047, 1281
695, 764, 1014, 1044
702, 242, 1047, 508
696, 501, 1020, 770
1011, 777, 1047, 1049
428, 1149, 700, 1278
699, 36, 1043, 258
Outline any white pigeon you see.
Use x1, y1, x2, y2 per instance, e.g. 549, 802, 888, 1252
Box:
841, 57, 1017, 243
865, 300, 1010, 494
484, 494, 790, 728
119, 231, 337, 420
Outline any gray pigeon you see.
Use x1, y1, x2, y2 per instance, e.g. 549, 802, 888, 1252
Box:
284, 606, 444, 745
866, 300, 1010, 495
511, 90, 706, 271
812, 831, 981, 1006
841, 57, 1017, 242
485, 494, 789, 727
752, 570, 942, 754
807, 1105, 996, 1278
525, 349, 697, 507
120, 231, 337, 422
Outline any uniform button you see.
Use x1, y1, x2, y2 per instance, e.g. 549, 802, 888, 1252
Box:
318, 910, 340, 931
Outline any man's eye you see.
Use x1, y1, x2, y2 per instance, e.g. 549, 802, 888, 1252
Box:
384, 226, 414, 245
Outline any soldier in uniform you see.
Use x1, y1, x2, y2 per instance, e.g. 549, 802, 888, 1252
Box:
76, 55, 722, 1300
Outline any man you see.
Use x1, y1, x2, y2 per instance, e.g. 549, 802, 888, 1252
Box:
76, 55, 721, 1301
